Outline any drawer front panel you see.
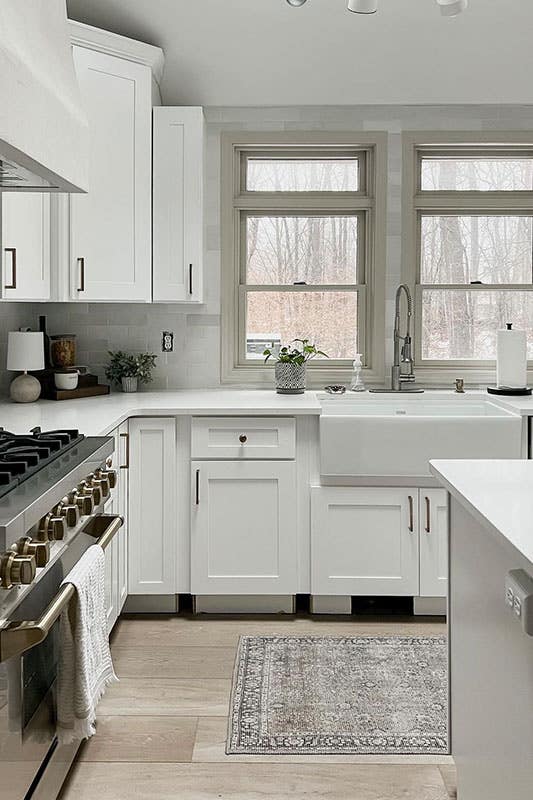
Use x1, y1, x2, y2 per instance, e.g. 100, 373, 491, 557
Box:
191, 417, 295, 459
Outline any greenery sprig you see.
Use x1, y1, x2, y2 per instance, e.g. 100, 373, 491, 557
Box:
105, 350, 157, 386
263, 338, 328, 366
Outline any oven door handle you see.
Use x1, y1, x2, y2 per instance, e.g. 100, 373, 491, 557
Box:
0, 514, 123, 664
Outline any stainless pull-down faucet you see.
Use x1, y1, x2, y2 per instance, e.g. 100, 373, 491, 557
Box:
371, 284, 424, 393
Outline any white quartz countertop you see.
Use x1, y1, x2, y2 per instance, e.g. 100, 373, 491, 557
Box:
0, 387, 531, 437
0, 390, 323, 435
430, 459, 533, 566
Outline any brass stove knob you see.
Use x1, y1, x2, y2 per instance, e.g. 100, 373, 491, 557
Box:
49, 516, 66, 541
0, 552, 36, 588
37, 513, 54, 542
90, 475, 110, 499
11, 537, 50, 568
81, 482, 101, 507
69, 490, 93, 516
95, 468, 117, 489
55, 500, 80, 528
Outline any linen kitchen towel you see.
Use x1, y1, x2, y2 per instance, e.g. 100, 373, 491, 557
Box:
57, 545, 117, 744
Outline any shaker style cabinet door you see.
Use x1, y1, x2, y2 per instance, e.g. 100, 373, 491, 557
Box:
311, 487, 420, 596
191, 461, 297, 594
1, 193, 50, 300
128, 418, 177, 595
70, 46, 152, 301
152, 106, 204, 302
419, 489, 448, 598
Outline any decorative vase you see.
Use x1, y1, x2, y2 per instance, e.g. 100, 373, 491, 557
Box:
274, 362, 306, 394
121, 376, 138, 393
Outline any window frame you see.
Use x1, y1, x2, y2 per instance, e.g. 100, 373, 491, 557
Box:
403, 132, 533, 381
221, 131, 387, 386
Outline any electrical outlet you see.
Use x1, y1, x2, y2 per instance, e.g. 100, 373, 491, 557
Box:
161, 331, 174, 353
505, 570, 533, 635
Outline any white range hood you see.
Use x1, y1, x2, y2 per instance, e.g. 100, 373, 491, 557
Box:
0, 0, 88, 192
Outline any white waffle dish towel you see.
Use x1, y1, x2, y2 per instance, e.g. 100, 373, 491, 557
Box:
57, 544, 117, 744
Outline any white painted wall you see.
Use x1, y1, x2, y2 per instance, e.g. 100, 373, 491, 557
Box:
2, 104, 533, 394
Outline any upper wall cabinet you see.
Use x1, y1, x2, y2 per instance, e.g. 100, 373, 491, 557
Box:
153, 107, 205, 303
1, 193, 50, 301
69, 46, 153, 302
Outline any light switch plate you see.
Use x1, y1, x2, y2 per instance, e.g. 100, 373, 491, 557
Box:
505, 570, 533, 636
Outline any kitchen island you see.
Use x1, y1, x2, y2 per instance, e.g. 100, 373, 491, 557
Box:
430, 459, 533, 800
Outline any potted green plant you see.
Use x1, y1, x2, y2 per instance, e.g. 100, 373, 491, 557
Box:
263, 339, 327, 394
105, 351, 157, 393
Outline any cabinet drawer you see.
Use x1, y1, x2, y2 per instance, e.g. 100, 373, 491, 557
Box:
191, 417, 296, 459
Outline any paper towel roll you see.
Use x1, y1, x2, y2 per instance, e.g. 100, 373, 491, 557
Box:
496, 323, 527, 389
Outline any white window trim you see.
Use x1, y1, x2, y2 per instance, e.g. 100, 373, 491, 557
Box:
402, 131, 533, 385
221, 131, 387, 387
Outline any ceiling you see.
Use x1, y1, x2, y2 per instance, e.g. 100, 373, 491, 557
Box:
66, 0, 533, 106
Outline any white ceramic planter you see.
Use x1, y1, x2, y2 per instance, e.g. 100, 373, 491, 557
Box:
274, 362, 306, 394
121, 376, 138, 393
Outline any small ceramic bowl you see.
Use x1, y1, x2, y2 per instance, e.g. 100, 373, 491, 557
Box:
54, 369, 79, 391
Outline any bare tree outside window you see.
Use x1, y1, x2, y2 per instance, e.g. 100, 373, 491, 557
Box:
416, 152, 533, 363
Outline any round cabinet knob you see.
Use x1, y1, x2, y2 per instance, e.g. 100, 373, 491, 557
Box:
239, 434, 248, 444
49, 516, 66, 541
12, 537, 50, 568
0, 552, 36, 588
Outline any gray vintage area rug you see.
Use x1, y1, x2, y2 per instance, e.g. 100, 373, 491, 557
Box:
227, 635, 448, 755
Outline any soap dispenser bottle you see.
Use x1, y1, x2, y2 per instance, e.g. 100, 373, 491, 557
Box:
350, 354, 366, 392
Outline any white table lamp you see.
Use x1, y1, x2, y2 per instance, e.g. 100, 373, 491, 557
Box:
7, 331, 44, 402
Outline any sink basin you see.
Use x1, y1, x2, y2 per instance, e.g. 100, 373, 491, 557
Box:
319, 394, 524, 477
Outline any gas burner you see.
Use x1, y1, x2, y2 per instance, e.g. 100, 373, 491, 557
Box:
0, 428, 85, 498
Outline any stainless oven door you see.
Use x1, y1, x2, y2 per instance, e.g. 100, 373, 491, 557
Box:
0, 514, 123, 800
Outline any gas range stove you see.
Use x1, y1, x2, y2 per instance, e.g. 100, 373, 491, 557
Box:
0, 427, 85, 498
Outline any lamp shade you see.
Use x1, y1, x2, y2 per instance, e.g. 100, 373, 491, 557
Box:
7, 331, 44, 372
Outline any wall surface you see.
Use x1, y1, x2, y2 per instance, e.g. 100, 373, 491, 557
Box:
2, 104, 533, 396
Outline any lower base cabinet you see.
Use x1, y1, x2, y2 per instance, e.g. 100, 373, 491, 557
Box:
311, 487, 420, 596
419, 488, 448, 598
191, 460, 297, 595
311, 486, 448, 599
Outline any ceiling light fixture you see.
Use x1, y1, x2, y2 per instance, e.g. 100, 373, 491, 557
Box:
347, 0, 378, 13
436, 0, 468, 16
286, 0, 468, 15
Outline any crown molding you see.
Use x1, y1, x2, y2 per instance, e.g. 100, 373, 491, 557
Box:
68, 20, 164, 86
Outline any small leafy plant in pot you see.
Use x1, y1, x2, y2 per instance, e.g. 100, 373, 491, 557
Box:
105, 351, 157, 393
263, 339, 327, 394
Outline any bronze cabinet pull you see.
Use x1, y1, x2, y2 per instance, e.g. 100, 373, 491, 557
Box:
119, 432, 129, 469
188, 263, 193, 295
4, 247, 17, 289
425, 496, 431, 533
239, 434, 247, 444
195, 468, 200, 505
408, 495, 414, 533
77, 257, 85, 292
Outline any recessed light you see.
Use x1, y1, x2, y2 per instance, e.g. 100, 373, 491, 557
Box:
286, 0, 308, 6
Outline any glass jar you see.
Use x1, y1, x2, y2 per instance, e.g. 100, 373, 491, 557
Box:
50, 334, 77, 368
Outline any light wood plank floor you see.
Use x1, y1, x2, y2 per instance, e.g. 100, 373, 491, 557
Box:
59, 614, 457, 800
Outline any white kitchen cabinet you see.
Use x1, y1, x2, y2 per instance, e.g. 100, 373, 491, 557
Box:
419, 488, 448, 598
128, 418, 177, 595
311, 487, 420, 596
191, 461, 297, 595
69, 46, 152, 302
152, 106, 204, 302
1, 193, 50, 300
